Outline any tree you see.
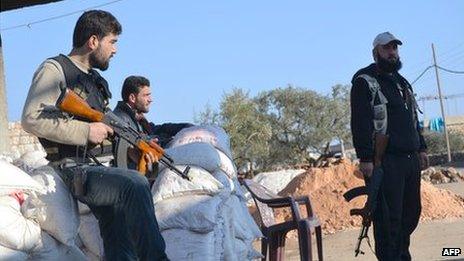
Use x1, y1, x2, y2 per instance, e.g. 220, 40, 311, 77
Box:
255, 85, 350, 167
423, 129, 464, 155
194, 103, 221, 126
195, 88, 272, 176
196, 84, 351, 173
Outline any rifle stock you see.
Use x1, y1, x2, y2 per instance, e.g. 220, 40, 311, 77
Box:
57, 89, 104, 122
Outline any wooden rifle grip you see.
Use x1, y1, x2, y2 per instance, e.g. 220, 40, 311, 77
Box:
138, 153, 147, 175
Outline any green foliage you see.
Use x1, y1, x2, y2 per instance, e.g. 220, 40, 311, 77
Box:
220, 89, 272, 173
194, 103, 221, 126
196, 85, 351, 174
423, 130, 464, 154
255, 85, 351, 167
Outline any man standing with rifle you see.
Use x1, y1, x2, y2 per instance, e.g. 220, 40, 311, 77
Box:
350, 32, 428, 260
22, 10, 169, 260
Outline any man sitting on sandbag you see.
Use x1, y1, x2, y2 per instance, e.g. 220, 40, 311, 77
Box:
113, 75, 192, 172
114, 75, 192, 147
22, 10, 168, 261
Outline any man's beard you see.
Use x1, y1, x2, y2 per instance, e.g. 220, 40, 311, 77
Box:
89, 49, 110, 71
135, 103, 149, 114
377, 55, 402, 73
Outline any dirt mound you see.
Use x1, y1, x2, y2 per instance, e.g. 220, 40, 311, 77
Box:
274, 159, 464, 235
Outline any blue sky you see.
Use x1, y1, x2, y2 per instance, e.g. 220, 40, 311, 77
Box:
1, 0, 463, 124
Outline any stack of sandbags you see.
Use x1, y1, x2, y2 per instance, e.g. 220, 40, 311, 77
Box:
0, 160, 44, 260
26, 166, 87, 260
77, 209, 104, 261
153, 125, 262, 260
6, 152, 89, 260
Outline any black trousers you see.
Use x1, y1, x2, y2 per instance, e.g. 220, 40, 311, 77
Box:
69, 166, 168, 261
373, 152, 421, 261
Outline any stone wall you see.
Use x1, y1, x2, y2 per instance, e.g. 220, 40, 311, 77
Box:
8, 121, 44, 159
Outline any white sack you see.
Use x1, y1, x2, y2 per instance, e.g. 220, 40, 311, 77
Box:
151, 165, 223, 203
79, 213, 104, 259
29, 232, 87, 261
216, 149, 237, 178
20, 193, 46, 223
228, 195, 262, 241
81, 247, 100, 261
30, 166, 79, 246
168, 125, 233, 159
0, 196, 41, 252
211, 169, 235, 193
162, 229, 218, 261
77, 201, 91, 215
253, 169, 305, 194
155, 195, 223, 233
0, 245, 28, 261
162, 142, 221, 173
0, 160, 45, 196
13, 151, 48, 174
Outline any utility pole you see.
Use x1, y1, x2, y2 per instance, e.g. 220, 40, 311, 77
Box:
431, 43, 452, 162
0, 35, 11, 154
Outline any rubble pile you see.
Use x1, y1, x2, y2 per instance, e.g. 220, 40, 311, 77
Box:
257, 159, 464, 235
421, 167, 464, 184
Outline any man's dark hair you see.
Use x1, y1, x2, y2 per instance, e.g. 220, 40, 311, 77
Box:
122, 76, 150, 102
73, 10, 122, 48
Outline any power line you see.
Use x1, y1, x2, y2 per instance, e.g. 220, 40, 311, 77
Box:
0, 0, 123, 32
417, 93, 464, 101
437, 41, 464, 61
411, 65, 433, 85
437, 65, 464, 74
440, 53, 464, 68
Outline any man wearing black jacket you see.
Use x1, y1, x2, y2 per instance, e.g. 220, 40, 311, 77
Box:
113, 76, 192, 169
350, 32, 428, 261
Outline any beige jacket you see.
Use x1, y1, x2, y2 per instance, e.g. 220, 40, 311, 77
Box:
21, 55, 93, 146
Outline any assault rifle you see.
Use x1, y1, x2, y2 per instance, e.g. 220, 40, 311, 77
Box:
343, 133, 389, 257
56, 88, 190, 180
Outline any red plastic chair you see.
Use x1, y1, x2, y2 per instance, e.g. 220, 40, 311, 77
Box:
243, 179, 323, 261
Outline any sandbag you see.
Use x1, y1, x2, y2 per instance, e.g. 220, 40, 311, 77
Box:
30, 166, 79, 246
211, 169, 235, 193
161, 142, 221, 173
0, 245, 28, 261
155, 195, 223, 233
162, 229, 217, 261
81, 247, 100, 261
253, 169, 305, 194
78, 213, 104, 259
20, 193, 46, 224
168, 125, 233, 159
228, 195, 262, 241
216, 149, 237, 178
0, 160, 45, 196
77, 201, 91, 215
28, 232, 87, 261
0, 196, 41, 252
151, 165, 223, 203
13, 151, 48, 174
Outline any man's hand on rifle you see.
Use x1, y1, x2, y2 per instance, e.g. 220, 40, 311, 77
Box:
144, 151, 156, 166
88, 122, 113, 144
359, 161, 374, 178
